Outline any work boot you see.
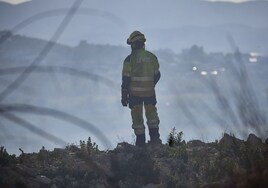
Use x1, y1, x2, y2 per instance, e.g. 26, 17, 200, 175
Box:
136, 134, 146, 147
149, 128, 162, 145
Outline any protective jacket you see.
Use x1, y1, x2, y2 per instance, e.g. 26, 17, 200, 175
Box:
122, 48, 160, 98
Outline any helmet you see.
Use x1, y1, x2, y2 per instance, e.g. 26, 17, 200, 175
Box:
127, 31, 146, 45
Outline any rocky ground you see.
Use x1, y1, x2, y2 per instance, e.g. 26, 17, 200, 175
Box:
1, 133, 268, 188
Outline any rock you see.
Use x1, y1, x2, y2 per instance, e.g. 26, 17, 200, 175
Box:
70, 181, 79, 187
219, 133, 244, 148
115, 142, 137, 152
200, 177, 233, 188
52, 176, 64, 186
247, 133, 263, 146
143, 183, 163, 188
65, 175, 76, 182
16, 164, 38, 177
187, 140, 206, 147
265, 138, 268, 146
50, 184, 58, 188
36, 175, 52, 185
95, 183, 106, 188
53, 148, 68, 155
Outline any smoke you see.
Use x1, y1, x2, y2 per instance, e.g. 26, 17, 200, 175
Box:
0, 0, 113, 153
171, 33, 267, 140
0, 0, 83, 102
0, 65, 119, 89
0, 111, 68, 146
225, 34, 267, 138
0, 103, 112, 148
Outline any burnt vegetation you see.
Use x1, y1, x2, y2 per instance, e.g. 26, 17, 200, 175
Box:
0, 133, 268, 188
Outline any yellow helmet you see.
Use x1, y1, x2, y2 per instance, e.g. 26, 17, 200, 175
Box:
127, 30, 146, 45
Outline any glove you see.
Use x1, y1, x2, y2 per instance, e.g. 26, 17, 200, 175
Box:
121, 89, 129, 107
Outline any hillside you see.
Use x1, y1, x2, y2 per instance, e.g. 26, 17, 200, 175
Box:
1, 133, 268, 188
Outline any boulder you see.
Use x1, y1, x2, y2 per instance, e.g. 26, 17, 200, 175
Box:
187, 140, 206, 147
219, 133, 244, 148
36, 175, 52, 185
247, 133, 263, 146
16, 164, 38, 177
52, 176, 64, 186
143, 183, 163, 188
50, 184, 58, 188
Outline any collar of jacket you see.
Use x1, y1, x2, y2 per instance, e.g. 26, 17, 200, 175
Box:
131, 48, 145, 54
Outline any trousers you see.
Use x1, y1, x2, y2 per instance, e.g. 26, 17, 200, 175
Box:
129, 95, 160, 135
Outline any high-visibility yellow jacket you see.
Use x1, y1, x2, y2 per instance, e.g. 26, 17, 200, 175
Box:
122, 48, 160, 97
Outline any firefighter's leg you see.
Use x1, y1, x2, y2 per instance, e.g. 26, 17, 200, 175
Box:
144, 104, 161, 144
131, 104, 145, 147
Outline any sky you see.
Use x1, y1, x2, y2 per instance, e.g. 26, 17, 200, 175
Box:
0, 0, 261, 5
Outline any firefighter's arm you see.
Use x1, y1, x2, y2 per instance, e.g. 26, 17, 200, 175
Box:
154, 71, 161, 86
153, 55, 161, 86
121, 56, 131, 107
121, 76, 130, 106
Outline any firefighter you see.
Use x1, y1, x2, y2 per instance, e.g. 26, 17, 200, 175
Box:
121, 31, 161, 147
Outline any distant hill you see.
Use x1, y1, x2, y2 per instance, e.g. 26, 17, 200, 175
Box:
0, 31, 129, 68
0, 0, 268, 54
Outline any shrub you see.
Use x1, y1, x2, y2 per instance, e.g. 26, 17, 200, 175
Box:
0, 146, 15, 166
167, 127, 183, 147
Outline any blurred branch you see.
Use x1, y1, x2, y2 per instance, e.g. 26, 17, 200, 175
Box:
0, 103, 112, 148
0, 78, 34, 94
0, 110, 67, 146
0, 65, 119, 89
226, 34, 267, 138
197, 98, 229, 130
204, 77, 241, 132
0, 8, 124, 46
0, 0, 83, 102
